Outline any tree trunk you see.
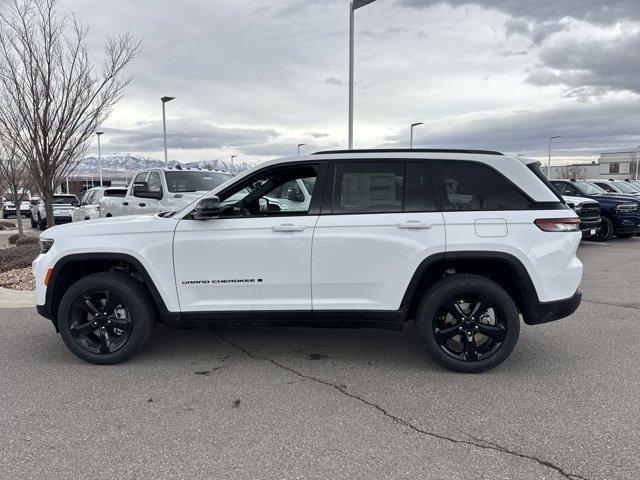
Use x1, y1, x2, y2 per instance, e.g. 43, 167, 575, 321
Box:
44, 190, 55, 228
15, 209, 24, 236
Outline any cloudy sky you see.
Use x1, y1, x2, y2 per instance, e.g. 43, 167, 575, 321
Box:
61, 0, 640, 165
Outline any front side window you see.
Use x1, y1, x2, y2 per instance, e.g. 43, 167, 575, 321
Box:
333, 162, 404, 213
218, 165, 318, 217
435, 160, 531, 211
147, 171, 162, 193
132, 172, 148, 186
593, 182, 616, 193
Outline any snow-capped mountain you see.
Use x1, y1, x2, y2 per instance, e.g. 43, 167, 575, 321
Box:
71, 155, 252, 177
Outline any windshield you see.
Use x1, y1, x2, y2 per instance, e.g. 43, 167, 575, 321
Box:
165, 171, 232, 193
613, 181, 639, 193
53, 195, 78, 204
3, 193, 28, 202
578, 182, 607, 195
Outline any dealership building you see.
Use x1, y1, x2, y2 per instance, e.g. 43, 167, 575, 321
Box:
549, 149, 640, 180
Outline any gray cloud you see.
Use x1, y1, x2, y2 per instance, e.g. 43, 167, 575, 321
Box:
385, 101, 640, 158
397, 0, 640, 26
325, 77, 343, 86
526, 31, 640, 95
103, 119, 280, 152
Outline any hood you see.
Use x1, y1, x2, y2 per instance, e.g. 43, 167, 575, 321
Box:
562, 195, 597, 207
168, 190, 210, 204
40, 213, 178, 240
589, 193, 640, 204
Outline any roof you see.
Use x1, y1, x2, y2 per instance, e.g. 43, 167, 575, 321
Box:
313, 148, 504, 156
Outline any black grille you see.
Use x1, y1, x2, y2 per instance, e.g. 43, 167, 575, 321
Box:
579, 203, 600, 219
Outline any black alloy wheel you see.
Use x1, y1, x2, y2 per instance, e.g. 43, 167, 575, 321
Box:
417, 274, 520, 373
68, 289, 133, 355
433, 292, 507, 363
58, 272, 156, 364
593, 216, 613, 241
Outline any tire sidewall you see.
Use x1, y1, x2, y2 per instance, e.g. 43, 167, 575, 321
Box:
417, 275, 520, 373
594, 216, 614, 241
57, 273, 155, 364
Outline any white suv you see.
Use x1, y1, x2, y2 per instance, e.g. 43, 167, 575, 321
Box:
32, 149, 583, 372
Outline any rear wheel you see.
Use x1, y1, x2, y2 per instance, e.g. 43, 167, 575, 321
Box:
416, 274, 520, 373
57, 272, 156, 364
593, 216, 614, 241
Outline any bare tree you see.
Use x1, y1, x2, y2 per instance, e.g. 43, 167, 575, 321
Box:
557, 164, 587, 180
0, 143, 29, 236
0, 0, 140, 227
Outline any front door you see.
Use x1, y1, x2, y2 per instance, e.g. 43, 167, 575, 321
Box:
173, 163, 325, 312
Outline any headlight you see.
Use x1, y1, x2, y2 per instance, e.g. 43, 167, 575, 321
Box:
39, 238, 54, 254
616, 204, 638, 214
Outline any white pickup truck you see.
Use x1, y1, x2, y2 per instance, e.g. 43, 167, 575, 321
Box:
72, 187, 128, 222
116, 168, 232, 217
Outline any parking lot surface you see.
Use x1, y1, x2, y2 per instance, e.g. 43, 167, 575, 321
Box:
1, 239, 639, 479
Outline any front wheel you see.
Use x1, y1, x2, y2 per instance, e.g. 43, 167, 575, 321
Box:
593, 216, 614, 241
57, 272, 157, 364
417, 274, 520, 373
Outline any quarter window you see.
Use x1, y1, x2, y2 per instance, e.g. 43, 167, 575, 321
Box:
435, 160, 531, 211
333, 162, 404, 213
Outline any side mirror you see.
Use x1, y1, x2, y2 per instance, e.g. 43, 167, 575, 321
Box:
194, 196, 220, 220
133, 183, 163, 200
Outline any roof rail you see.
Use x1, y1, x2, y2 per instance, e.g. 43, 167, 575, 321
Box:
312, 148, 504, 156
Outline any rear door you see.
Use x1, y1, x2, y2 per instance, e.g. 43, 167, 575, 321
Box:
311, 160, 446, 311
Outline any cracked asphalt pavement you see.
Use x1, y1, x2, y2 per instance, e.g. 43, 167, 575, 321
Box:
1, 240, 639, 479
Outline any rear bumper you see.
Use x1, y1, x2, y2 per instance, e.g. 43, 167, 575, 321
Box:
525, 290, 582, 325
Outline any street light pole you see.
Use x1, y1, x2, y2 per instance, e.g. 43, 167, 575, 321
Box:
636, 144, 639, 181
297, 143, 306, 157
410, 122, 424, 149
230, 155, 236, 176
547, 136, 562, 178
96, 131, 104, 186
348, 0, 376, 150
161, 96, 175, 168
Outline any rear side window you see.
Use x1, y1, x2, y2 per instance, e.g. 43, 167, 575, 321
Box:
332, 162, 404, 213
405, 162, 436, 212
104, 189, 127, 198
434, 160, 531, 211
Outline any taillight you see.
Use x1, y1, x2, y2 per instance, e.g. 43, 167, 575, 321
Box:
534, 218, 581, 232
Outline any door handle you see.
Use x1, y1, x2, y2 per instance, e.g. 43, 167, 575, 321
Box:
397, 221, 435, 230
138, 203, 146, 207
122, 202, 129, 206
271, 224, 306, 232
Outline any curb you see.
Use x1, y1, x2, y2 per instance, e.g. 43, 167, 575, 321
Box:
0, 286, 35, 308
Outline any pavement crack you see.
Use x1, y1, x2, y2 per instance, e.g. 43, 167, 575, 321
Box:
583, 298, 640, 311
217, 333, 590, 480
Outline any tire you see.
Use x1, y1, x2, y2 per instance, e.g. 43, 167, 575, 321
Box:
593, 216, 614, 241
416, 274, 520, 373
2, 210, 7, 219
37, 214, 46, 230
57, 272, 157, 365
30, 215, 37, 228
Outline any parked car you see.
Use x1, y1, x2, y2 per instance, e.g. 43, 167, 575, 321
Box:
118, 167, 232, 217
31, 194, 79, 230
551, 179, 640, 240
34, 149, 583, 373
2, 191, 32, 218
72, 187, 127, 222
562, 195, 601, 238
587, 179, 640, 197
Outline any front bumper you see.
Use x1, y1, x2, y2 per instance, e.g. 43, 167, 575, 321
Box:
525, 290, 582, 325
580, 218, 601, 237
